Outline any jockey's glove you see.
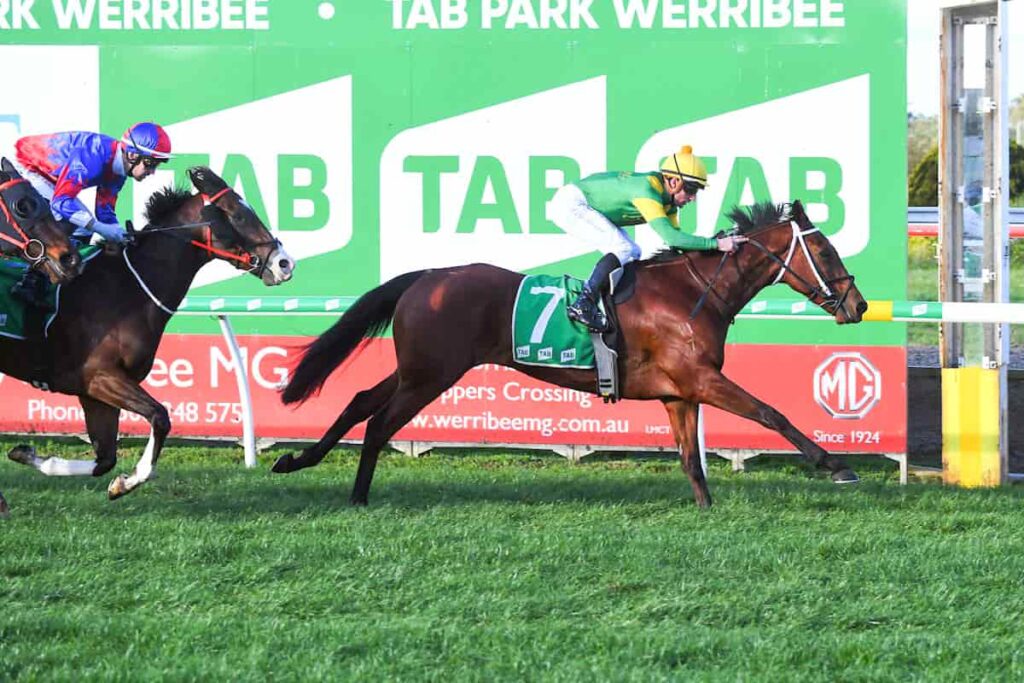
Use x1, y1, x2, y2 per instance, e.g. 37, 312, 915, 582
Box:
92, 220, 127, 244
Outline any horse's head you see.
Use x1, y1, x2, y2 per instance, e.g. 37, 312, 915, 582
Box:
733, 200, 867, 324
0, 158, 81, 284
186, 166, 294, 286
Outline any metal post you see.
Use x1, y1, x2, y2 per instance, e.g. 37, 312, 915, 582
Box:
938, 0, 1011, 485
217, 315, 257, 468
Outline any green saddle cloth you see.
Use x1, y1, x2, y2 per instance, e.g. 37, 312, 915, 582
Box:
0, 246, 101, 339
512, 274, 596, 369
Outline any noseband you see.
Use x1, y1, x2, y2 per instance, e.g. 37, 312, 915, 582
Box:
192, 187, 282, 279
0, 178, 48, 264
744, 219, 856, 321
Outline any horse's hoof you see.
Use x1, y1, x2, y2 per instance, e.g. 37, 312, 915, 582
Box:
832, 469, 860, 484
0, 492, 9, 519
271, 453, 294, 474
107, 474, 131, 500
8, 444, 36, 465
349, 497, 368, 507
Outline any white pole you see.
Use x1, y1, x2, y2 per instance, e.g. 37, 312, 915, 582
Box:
217, 315, 257, 468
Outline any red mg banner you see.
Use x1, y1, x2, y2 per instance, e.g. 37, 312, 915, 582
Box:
0, 335, 906, 454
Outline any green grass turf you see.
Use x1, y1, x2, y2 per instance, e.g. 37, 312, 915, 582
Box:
907, 237, 1024, 347
2, 440, 1024, 681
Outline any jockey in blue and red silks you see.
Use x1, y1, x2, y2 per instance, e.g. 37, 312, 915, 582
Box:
9, 122, 172, 307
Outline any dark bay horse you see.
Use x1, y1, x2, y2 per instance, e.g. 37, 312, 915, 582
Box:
4, 167, 294, 499
0, 158, 81, 284
275, 200, 868, 508
0, 158, 81, 516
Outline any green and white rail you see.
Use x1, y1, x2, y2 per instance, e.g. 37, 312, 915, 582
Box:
179, 296, 1024, 324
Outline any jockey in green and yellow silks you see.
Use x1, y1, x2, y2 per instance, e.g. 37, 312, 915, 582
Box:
550, 145, 746, 332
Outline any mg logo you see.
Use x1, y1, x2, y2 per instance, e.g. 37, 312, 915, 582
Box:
813, 352, 881, 419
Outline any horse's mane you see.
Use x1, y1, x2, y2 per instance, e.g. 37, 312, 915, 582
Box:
647, 201, 792, 263
144, 185, 193, 227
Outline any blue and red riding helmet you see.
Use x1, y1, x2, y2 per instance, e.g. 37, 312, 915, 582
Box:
121, 122, 173, 160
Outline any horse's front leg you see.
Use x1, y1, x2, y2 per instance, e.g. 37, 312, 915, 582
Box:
85, 372, 171, 500
694, 368, 858, 483
663, 399, 712, 508
0, 490, 8, 518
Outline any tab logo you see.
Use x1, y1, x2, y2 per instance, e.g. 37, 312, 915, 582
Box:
516, 345, 531, 359
379, 78, 606, 280
135, 76, 353, 289
635, 76, 869, 259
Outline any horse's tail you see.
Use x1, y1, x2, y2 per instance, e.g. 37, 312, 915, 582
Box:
282, 270, 428, 405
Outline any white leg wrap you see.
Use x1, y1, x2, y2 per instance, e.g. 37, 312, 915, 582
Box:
125, 429, 156, 489
38, 457, 98, 477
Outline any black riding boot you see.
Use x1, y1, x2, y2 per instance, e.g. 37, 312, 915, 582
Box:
567, 253, 622, 332
10, 268, 53, 312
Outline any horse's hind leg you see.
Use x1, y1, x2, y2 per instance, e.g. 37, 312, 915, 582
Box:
6, 398, 116, 477
7, 443, 97, 476
81, 397, 120, 476
663, 399, 712, 508
0, 490, 8, 519
272, 372, 399, 474
694, 369, 858, 483
350, 377, 456, 506
85, 371, 172, 500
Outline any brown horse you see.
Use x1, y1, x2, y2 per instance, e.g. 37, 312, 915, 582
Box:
0, 158, 81, 516
0, 158, 81, 284
275, 200, 867, 508
4, 167, 294, 499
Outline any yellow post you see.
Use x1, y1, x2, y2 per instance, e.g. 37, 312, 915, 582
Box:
941, 367, 1003, 487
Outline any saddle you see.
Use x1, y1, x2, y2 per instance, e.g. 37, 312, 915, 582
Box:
591, 263, 638, 403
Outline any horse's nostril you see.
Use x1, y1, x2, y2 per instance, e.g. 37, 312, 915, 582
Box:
60, 252, 79, 269
279, 259, 291, 272
857, 300, 868, 315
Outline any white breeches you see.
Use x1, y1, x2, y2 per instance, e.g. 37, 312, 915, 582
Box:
9, 158, 56, 206
550, 184, 641, 265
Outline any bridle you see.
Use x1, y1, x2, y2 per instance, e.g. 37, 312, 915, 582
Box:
124, 186, 283, 316
684, 210, 855, 322
745, 217, 856, 321
189, 186, 282, 280
0, 177, 48, 264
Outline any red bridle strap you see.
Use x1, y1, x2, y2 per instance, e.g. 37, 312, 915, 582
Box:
201, 187, 231, 206
189, 226, 255, 268
0, 178, 35, 250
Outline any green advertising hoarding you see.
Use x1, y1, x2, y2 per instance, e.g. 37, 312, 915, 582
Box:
1, 0, 906, 344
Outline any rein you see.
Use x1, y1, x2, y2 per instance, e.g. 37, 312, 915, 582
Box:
668, 210, 855, 322
0, 178, 47, 263
684, 250, 731, 321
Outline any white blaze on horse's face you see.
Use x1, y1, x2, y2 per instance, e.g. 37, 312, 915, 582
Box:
264, 244, 295, 285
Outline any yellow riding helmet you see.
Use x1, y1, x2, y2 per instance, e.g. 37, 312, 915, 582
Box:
660, 145, 708, 188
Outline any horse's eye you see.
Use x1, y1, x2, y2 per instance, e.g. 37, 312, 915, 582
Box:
13, 197, 37, 218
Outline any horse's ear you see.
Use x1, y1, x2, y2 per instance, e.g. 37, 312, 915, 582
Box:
187, 166, 226, 194
791, 199, 813, 228
791, 199, 804, 219
1, 157, 20, 180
